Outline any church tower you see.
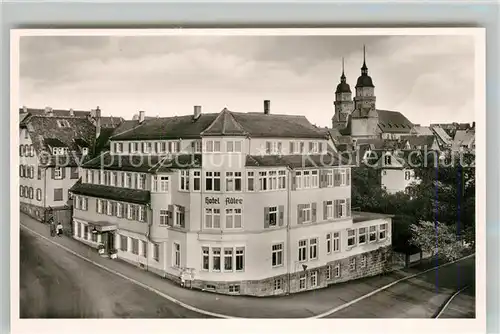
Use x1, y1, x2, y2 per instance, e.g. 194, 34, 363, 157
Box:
350, 46, 379, 139
332, 58, 354, 129
353, 45, 376, 113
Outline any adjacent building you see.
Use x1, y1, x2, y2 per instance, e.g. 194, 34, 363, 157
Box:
70, 103, 393, 296
19, 106, 122, 230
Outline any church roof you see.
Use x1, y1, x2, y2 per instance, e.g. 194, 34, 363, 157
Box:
355, 75, 374, 88
377, 110, 414, 133
336, 82, 351, 94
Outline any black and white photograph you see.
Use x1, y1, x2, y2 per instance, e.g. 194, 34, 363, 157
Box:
11, 28, 486, 333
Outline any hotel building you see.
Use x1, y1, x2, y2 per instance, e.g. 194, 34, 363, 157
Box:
71, 103, 392, 296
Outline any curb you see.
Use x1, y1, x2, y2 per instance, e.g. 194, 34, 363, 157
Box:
434, 285, 470, 318
310, 253, 475, 318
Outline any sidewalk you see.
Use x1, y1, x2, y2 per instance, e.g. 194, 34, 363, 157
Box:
20, 212, 420, 318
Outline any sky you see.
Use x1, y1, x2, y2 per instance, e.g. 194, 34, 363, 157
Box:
19, 34, 475, 127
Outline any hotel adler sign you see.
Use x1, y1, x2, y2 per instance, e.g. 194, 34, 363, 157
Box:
205, 196, 243, 205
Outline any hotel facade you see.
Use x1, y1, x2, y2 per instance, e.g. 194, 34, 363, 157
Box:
71, 103, 392, 296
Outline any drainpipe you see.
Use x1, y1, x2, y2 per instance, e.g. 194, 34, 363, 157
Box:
286, 166, 292, 295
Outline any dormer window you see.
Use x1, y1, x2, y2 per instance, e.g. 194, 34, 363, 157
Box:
384, 155, 392, 165
56, 120, 71, 128
52, 147, 68, 155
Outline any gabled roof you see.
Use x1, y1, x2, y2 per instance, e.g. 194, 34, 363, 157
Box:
430, 125, 453, 146
201, 108, 249, 136
100, 116, 125, 128
377, 109, 414, 133
453, 129, 475, 147
110, 108, 328, 141
413, 125, 434, 136
22, 115, 96, 154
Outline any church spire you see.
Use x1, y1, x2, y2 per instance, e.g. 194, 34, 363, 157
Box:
340, 57, 346, 82
361, 44, 368, 75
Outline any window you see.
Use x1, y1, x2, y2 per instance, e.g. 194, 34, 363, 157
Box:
142, 240, 148, 258
247, 172, 255, 191
54, 167, 63, 179
404, 170, 412, 181
123, 173, 131, 188
309, 238, 318, 260
206, 140, 221, 153
202, 247, 209, 270
225, 172, 242, 192
116, 203, 122, 217
298, 239, 307, 262
235, 248, 244, 271
225, 208, 242, 229
334, 263, 341, 278
159, 176, 169, 192
179, 170, 189, 191
299, 141, 305, 154
130, 142, 139, 153
56, 120, 70, 128
127, 204, 133, 219
205, 208, 221, 229
334, 199, 347, 219
192, 140, 202, 153
106, 200, 112, 215
325, 170, 334, 187
38, 166, 42, 180
227, 141, 242, 153
361, 255, 367, 268
349, 258, 356, 271
224, 248, 233, 271
278, 171, 286, 189
76, 222, 81, 238
83, 225, 89, 240
326, 233, 332, 254
174, 205, 184, 227
384, 155, 392, 165
347, 229, 356, 247
193, 171, 201, 191
212, 248, 221, 271
259, 171, 267, 191
303, 170, 311, 188
299, 274, 306, 290
131, 238, 139, 255
111, 171, 117, 186
137, 173, 146, 190
153, 243, 159, 261
333, 232, 340, 252
225, 285, 240, 294
325, 200, 333, 219
272, 243, 283, 267
267, 206, 278, 227
358, 227, 367, 245
120, 236, 128, 251
369, 226, 377, 242
53, 188, 63, 201
36, 188, 42, 201
311, 170, 319, 188
274, 278, 282, 291
301, 204, 312, 223
310, 271, 318, 287
379, 224, 387, 240
326, 266, 332, 280
205, 171, 221, 191
173, 243, 181, 268
159, 209, 171, 226
333, 168, 348, 186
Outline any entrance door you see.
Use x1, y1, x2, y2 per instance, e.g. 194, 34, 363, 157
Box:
108, 232, 115, 253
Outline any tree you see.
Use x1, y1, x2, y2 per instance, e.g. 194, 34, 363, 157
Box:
409, 221, 468, 262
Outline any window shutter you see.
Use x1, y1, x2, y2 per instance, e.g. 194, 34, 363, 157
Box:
289, 142, 294, 154
297, 204, 303, 224
61, 167, 66, 179
278, 205, 284, 226
264, 207, 270, 228
309, 142, 313, 152
333, 200, 338, 219
291, 171, 297, 190
346, 198, 351, 217
319, 170, 325, 188
167, 204, 174, 226
323, 201, 328, 220
96, 199, 100, 213
346, 168, 351, 186
85, 198, 88, 210
266, 142, 271, 154
312, 203, 317, 222
319, 142, 324, 153
180, 206, 185, 228
51, 168, 55, 179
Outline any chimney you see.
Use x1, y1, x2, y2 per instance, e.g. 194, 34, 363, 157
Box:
264, 100, 270, 115
22, 106, 27, 113
69, 108, 74, 116
193, 105, 202, 120
95, 106, 101, 139
139, 110, 145, 123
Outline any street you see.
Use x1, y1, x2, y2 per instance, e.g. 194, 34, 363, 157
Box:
325, 256, 475, 318
20, 228, 209, 318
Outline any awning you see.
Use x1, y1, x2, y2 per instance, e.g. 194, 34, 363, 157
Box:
74, 218, 117, 232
